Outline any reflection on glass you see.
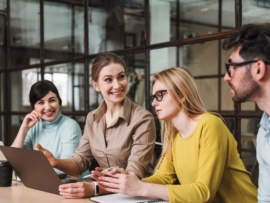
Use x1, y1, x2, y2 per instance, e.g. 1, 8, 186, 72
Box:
10, 0, 40, 68
150, 0, 171, 44
44, 2, 83, 61
0, 0, 6, 10
45, 62, 85, 111
180, 41, 218, 76
242, 1, 270, 25
11, 69, 40, 111
222, 0, 235, 31
195, 78, 218, 111
88, 0, 144, 54
0, 15, 4, 70
150, 47, 177, 75
124, 53, 145, 107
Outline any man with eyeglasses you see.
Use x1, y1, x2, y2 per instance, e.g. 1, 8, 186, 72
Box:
223, 24, 270, 203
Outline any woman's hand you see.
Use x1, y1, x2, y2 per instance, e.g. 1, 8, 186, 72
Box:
98, 170, 143, 196
90, 167, 104, 181
91, 167, 123, 181
59, 182, 94, 199
21, 110, 41, 129
35, 143, 57, 167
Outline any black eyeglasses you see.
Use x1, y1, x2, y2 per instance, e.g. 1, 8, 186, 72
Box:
150, 90, 167, 102
225, 60, 270, 77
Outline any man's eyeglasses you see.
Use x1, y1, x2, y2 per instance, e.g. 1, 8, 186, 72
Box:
225, 60, 270, 77
150, 90, 167, 102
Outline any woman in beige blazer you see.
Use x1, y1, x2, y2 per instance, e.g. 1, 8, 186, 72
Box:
36, 52, 156, 199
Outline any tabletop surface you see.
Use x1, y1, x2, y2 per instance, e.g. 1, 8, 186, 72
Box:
0, 181, 94, 203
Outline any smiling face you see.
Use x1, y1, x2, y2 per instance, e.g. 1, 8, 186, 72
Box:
151, 80, 179, 121
92, 63, 128, 105
34, 91, 60, 121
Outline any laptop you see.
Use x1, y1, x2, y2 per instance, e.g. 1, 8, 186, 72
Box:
0, 146, 77, 195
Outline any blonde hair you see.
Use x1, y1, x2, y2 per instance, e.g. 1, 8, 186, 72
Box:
153, 67, 207, 168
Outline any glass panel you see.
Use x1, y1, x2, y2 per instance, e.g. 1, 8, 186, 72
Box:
241, 118, 260, 187
125, 52, 146, 107
243, 1, 270, 25
150, 0, 172, 44
0, 0, 6, 10
89, 57, 101, 111
11, 115, 23, 144
11, 68, 40, 111
88, 0, 144, 54
74, 6, 84, 55
0, 116, 4, 143
72, 62, 85, 111
10, 0, 40, 68
0, 14, 4, 70
151, 1, 220, 44
0, 73, 3, 111
44, 2, 84, 61
195, 78, 218, 111
222, 0, 235, 31
45, 61, 85, 111
221, 78, 234, 111
180, 41, 218, 76
150, 47, 177, 74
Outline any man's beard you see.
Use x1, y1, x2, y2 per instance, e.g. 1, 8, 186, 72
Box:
230, 70, 260, 103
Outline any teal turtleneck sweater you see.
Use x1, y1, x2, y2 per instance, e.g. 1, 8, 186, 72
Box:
24, 112, 82, 173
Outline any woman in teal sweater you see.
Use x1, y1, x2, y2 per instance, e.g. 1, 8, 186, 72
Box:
96, 67, 257, 203
11, 80, 85, 174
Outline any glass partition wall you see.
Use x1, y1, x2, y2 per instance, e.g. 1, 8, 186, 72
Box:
1, 0, 269, 186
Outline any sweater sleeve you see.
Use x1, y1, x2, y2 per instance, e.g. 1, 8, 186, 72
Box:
126, 113, 156, 178
59, 118, 82, 159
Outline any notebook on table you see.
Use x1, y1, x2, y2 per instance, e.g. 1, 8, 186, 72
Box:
0, 146, 77, 195
90, 193, 169, 203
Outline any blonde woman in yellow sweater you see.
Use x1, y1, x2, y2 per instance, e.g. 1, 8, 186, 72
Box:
96, 67, 257, 203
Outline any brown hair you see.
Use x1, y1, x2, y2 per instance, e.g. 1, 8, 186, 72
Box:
91, 52, 127, 82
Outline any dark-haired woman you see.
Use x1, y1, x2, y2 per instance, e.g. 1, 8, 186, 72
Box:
11, 80, 83, 174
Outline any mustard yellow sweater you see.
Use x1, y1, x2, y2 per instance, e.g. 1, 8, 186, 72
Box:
146, 113, 257, 203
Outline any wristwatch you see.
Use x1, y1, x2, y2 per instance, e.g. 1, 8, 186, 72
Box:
93, 181, 99, 196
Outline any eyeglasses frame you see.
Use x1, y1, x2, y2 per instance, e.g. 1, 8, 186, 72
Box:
150, 90, 167, 102
225, 60, 270, 77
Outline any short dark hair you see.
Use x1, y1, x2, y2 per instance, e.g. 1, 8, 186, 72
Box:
222, 23, 270, 61
29, 80, 62, 108
91, 52, 127, 82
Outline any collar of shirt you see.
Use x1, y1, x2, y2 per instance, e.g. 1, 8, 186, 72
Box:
93, 97, 132, 126
260, 112, 270, 133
